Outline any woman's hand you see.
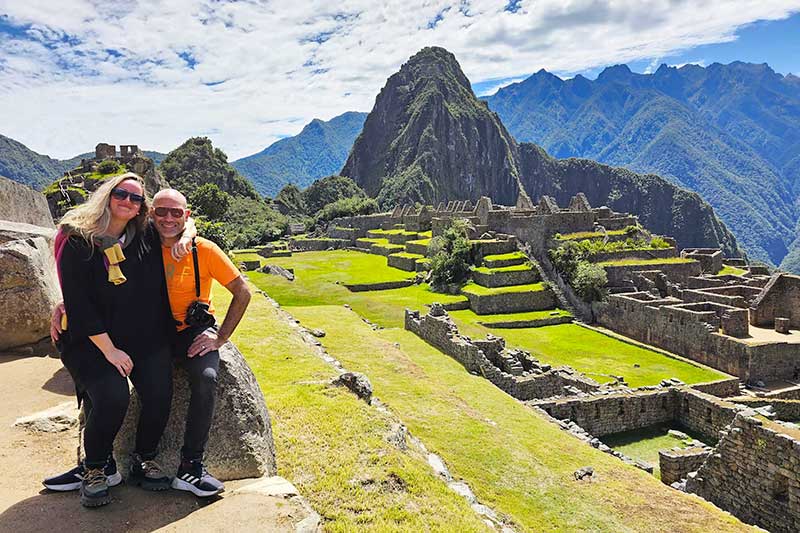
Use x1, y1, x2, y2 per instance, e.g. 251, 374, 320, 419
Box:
104, 347, 134, 377
171, 216, 198, 261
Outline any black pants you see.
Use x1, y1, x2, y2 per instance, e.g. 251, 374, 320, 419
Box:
171, 327, 220, 462
81, 346, 173, 469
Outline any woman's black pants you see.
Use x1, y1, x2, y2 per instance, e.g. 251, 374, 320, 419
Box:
81, 346, 173, 469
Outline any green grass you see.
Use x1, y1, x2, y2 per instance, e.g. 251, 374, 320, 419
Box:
460, 282, 545, 296
391, 252, 425, 259
282, 304, 750, 532
405, 238, 431, 247
482, 251, 527, 262
230, 251, 263, 264
446, 318, 726, 388
717, 265, 748, 276
556, 229, 628, 240
458, 308, 572, 323
418, 230, 432, 238
472, 264, 533, 274
357, 237, 390, 246
597, 257, 696, 267
213, 285, 489, 531
602, 424, 708, 479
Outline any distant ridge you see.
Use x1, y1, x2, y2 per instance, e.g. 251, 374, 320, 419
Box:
485, 61, 800, 268
232, 111, 367, 197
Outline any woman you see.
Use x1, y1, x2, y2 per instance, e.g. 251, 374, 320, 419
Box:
50, 173, 175, 507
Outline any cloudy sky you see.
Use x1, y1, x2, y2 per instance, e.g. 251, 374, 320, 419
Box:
0, 0, 799, 160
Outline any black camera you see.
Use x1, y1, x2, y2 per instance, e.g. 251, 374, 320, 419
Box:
185, 300, 216, 328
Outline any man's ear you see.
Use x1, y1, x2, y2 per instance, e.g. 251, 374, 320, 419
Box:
185, 209, 191, 218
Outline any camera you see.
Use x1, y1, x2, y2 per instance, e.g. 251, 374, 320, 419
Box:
185, 300, 216, 328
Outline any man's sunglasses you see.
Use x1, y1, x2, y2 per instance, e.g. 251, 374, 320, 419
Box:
110, 188, 145, 204
153, 206, 186, 218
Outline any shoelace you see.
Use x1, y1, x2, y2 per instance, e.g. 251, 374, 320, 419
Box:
84, 467, 106, 488
141, 459, 165, 478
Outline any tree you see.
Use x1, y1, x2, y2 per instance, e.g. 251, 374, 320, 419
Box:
313, 196, 378, 225
302, 175, 366, 213
190, 183, 230, 221
275, 184, 306, 214
572, 261, 608, 302
429, 218, 472, 288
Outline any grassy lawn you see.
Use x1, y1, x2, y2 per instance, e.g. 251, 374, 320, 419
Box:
482, 251, 527, 262
451, 308, 572, 324
597, 258, 696, 267
556, 229, 628, 240
212, 284, 488, 531
283, 304, 751, 532
601, 424, 708, 479
391, 252, 425, 259
718, 265, 748, 276
461, 282, 546, 295
446, 317, 726, 387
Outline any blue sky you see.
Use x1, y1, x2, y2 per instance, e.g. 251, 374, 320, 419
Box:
0, 1, 798, 159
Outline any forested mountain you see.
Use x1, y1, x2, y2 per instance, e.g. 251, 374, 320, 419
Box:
485, 62, 800, 268
0, 134, 72, 189
233, 112, 367, 197
0, 133, 167, 190
342, 46, 740, 255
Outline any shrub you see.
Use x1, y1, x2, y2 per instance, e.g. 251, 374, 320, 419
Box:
549, 241, 586, 279
429, 219, 472, 288
97, 160, 120, 174
190, 183, 230, 221
303, 175, 366, 213
649, 236, 671, 249
314, 196, 378, 224
275, 184, 306, 214
196, 218, 232, 251
572, 261, 608, 302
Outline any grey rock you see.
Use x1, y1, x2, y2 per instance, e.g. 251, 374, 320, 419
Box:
13, 401, 78, 432
309, 328, 326, 338
115, 342, 276, 481
0, 222, 61, 351
386, 423, 408, 450
574, 466, 594, 480
331, 371, 373, 403
429, 302, 446, 317
0, 176, 54, 228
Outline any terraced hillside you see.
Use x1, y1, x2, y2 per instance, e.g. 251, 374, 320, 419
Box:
225, 249, 746, 531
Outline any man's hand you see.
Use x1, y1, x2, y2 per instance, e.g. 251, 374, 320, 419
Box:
50, 301, 66, 342
188, 327, 225, 358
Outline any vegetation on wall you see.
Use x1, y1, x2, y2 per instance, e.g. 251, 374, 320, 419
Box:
429, 218, 473, 289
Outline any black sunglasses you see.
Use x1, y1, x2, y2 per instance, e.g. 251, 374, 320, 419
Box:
153, 206, 186, 218
111, 188, 145, 204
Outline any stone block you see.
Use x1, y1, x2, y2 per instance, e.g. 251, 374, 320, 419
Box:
776, 317, 790, 334
115, 342, 276, 481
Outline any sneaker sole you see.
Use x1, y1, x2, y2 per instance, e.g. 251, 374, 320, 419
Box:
43, 471, 122, 492
171, 477, 222, 497
80, 492, 112, 508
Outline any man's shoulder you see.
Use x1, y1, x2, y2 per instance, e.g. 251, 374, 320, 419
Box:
195, 236, 222, 252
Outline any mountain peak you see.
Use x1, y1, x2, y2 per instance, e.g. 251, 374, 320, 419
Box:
597, 64, 633, 81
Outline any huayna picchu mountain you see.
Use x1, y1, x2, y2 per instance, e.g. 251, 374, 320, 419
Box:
341, 47, 525, 207
485, 62, 800, 268
342, 46, 740, 256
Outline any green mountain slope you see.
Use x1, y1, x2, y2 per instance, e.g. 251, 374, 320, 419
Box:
232, 112, 367, 198
343, 46, 740, 255
0, 134, 72, 190
486, 62, 800, 267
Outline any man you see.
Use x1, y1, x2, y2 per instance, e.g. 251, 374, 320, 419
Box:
46, 188, 251, 498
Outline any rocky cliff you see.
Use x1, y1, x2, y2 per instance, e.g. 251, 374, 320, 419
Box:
341, 47, 523, 207
0, 175, 54, 228
343, 46, 741, 255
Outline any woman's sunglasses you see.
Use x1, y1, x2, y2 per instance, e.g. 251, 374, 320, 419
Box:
153, 206, 186, 218
111, 188, 145, 204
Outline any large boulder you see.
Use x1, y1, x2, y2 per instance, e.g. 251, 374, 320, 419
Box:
115, 342, 276, 480
0, 175, 54, 227
0, 221, 61, 350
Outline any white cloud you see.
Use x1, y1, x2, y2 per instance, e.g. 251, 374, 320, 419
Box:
0, 0, 797, 160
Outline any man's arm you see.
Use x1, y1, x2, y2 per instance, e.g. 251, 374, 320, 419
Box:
187, 276, 251, 357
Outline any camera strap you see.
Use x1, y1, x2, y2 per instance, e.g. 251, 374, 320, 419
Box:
191, 238, 201, 298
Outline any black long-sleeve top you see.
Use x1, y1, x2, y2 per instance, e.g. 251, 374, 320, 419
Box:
59, 227, 173, 386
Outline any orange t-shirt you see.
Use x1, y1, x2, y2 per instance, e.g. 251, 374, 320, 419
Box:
161, 236, 241, 331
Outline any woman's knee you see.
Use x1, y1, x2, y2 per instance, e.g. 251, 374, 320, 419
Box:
88, 380, 130, 416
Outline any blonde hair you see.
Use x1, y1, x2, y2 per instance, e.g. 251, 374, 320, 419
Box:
59, 172, 150, 242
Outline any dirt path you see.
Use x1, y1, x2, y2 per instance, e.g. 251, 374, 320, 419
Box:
0, 351, 313, 533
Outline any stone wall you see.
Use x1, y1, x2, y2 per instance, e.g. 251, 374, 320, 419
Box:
672, 389, 740, 441
690, 378, 741, 398
681, 248, 723, 274
387, 253, 419, 272
682, 285, 762, 309
405, 308, 600, 400
589, 247, 677, 264
751, 273, 800, 328
659, 446, 711, 486
603, 260, 701, 286
345, 280, 414, 292
687, 414, 800, 533
0, 175, 54, 228
329, 213, 393, 235
471, 267, 538, 288
732, 398, 800, 421
464, 287, 555, 315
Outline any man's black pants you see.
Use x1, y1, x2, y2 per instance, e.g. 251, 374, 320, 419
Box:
171, 326, 220, 462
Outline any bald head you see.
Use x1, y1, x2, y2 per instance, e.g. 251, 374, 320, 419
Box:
153, 188, 188, 208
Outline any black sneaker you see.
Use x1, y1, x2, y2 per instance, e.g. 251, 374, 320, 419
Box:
128, 453, 171, 491
80, 467, 112, 507
171, 460, 224, 497
43, 457, 122, 492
